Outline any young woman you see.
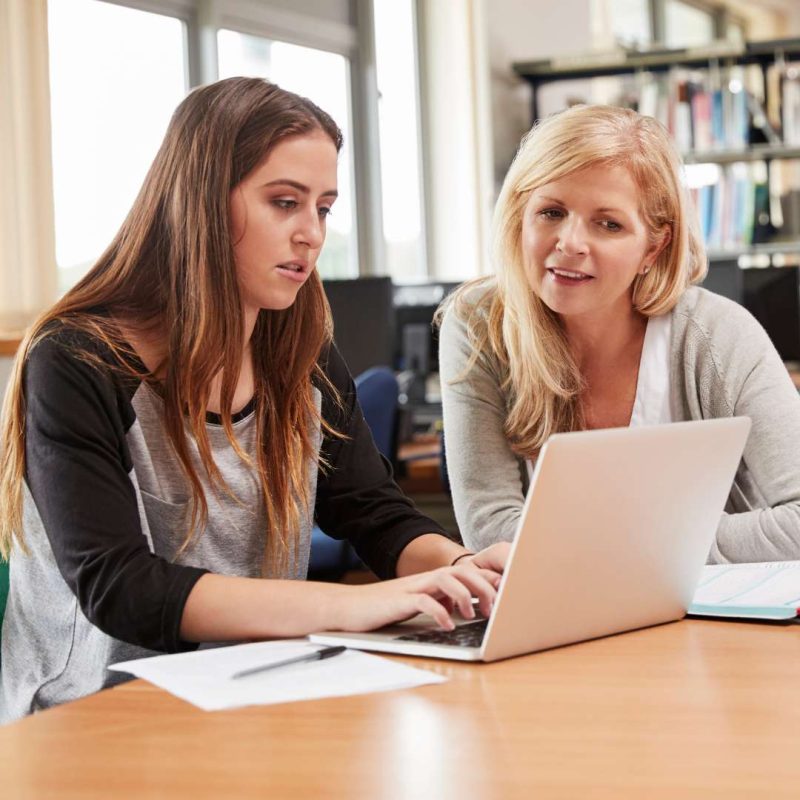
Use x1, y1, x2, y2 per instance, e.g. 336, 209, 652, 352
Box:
0, 78, 508, 722
439, 104, 800, 562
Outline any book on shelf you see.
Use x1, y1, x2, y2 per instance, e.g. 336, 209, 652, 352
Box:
608, 62, 800, 157
689, 161, 766, 251
780, 64, 800, 146
635, 65, 753, 153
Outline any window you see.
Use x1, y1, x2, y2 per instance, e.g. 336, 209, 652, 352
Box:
664, 1, 716, 49
41, 1, 426, 292
373, 0, 426, 282
47, 0, 187, 291
608, 0, 652, 49
605, 1, 746, 51
217, 31, 357, 279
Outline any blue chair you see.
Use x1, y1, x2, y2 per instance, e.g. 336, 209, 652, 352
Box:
308, 367, 399, 580
0, 559, 8, 666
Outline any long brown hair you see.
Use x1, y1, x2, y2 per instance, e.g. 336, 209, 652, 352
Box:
1, 77, 343, 573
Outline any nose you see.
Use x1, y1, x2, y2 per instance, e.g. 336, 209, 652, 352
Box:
293, 208, 325, 250
555, 215, 589, 257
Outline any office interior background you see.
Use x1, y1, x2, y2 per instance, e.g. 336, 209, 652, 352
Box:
2, 0, 800, 453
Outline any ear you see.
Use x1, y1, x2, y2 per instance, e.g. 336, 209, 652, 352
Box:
640, 225, 672, 275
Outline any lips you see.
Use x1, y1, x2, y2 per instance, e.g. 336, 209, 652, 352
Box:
277, 261, 308, 273
546, 267, 593, 282
275, 260, 309, 284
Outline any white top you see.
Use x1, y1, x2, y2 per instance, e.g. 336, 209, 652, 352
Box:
526, 313, 673, 480
629, 313, 673, 427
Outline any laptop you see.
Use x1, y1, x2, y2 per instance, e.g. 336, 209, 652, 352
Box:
310, 417, 751, 662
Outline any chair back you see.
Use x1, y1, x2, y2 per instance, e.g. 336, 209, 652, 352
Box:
0, 559, 8, 663
354, 367, 399, 462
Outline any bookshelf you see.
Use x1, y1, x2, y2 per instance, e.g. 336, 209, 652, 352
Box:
513, 38, 800, 361
513, 38, 800, 263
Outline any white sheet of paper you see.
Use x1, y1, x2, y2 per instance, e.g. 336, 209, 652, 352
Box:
109, 640, 446, 711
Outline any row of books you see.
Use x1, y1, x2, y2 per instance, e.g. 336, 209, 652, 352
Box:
689, 163, 765, 250
637, 70, 749, 152
610, 62, 800, 154
687, 160, 800, 251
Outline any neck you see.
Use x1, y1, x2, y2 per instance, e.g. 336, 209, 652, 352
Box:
562, 306, 647, 371
242, 304, 259, 347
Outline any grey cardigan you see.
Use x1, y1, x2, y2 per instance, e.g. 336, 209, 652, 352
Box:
439, 285, 800, 563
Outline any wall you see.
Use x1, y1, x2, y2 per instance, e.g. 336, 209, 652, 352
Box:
0, 356, 13, 399
486, 0, 594, 189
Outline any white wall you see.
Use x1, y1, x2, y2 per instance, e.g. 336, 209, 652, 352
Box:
486, 0, 594, 190
0, 356, 13, 399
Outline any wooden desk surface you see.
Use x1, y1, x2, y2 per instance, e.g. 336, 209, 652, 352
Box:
2, 619, 798, 799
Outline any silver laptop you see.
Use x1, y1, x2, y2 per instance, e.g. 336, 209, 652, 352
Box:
310, 417, 751, 662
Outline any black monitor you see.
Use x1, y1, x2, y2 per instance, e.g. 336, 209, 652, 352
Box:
322, 277, 394, 377
702, 260, 800, 362
743, 266, 800, 362
393, 282, 462, 374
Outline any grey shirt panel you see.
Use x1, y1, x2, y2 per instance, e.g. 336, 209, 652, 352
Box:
440, 284, 800, 561
1, 386, 320, 724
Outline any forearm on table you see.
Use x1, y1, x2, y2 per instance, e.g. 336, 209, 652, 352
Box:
394, 533, 469, 577
179, 573, 353, 642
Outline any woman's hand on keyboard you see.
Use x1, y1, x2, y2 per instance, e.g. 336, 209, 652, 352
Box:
458, 542, 511, 575
327, 563, 501, 633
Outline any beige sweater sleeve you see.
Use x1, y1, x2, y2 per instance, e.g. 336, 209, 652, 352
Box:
439, 308, 527, 550
675, 289, 800, 563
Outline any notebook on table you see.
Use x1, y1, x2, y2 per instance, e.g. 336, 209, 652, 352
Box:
689, 561, 800, 620
310, 417, 751, 662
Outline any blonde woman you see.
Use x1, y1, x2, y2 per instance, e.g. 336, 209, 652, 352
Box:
439, 104, 800, 561
0, 78, 508, 722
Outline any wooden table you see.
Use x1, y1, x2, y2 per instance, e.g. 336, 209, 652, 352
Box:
1, 619, 798, 798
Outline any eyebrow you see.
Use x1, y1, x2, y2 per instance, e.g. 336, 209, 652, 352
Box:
536, 194, 628, 215
263, 179, 338, 199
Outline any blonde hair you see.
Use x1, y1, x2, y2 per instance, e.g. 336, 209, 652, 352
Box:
442, 104, 706, 457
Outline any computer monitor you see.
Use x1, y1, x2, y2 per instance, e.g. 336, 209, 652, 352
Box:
322, 277, 394, 378
743, 266, 800, 362
702, 260, 800, 362
393, 282, 461, 374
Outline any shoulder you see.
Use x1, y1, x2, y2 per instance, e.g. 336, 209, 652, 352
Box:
670, 286, 782, 406
672, 286, 772, 357
315, 340, 352, 394
439, 278, 507, 385
673, 286, 765, 337
27, 319, 106, 371
24, 316, 138, 402
439, 278, 497, 349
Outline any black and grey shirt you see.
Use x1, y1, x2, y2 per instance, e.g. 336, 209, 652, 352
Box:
0, 325, 444, 722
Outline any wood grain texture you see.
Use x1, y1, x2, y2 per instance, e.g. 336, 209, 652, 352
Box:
1, 619, 798, 799
0, 336, 21, 357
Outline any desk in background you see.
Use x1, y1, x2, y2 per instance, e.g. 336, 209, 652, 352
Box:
1, 619, 798, 799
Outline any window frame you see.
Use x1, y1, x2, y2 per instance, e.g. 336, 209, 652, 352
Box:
650, 0, 748, 45
53, 0, 387, 279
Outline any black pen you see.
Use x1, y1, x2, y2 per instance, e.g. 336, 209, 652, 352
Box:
230, 646, 347, 680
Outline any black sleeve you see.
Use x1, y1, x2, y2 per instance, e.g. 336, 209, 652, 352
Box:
23, 330, 207, 653
314, 344, 451, 579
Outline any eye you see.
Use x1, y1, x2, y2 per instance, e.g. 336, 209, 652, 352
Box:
598, 219, 623, 232
273, 198, 298, 211
538, 208, 565, 220
318, 206, 333, 219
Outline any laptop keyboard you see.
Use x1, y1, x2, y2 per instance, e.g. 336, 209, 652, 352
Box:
395, 618, 488, 648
